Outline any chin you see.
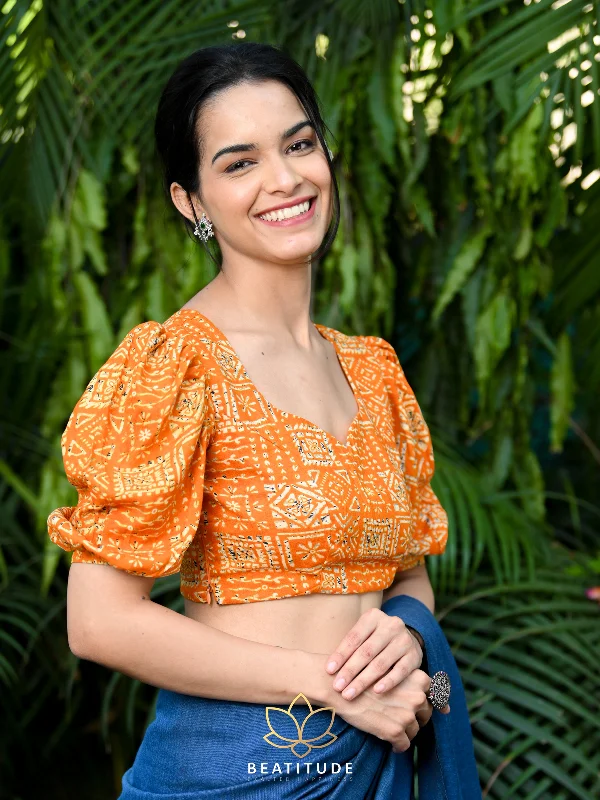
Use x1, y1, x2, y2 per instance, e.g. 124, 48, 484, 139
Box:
271, 234, 327, 262
274, 248, 319, 264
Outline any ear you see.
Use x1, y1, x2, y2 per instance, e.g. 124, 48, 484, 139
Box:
170, 182, 207, 224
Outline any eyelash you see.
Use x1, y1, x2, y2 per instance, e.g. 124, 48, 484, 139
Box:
225, 139, 315, 173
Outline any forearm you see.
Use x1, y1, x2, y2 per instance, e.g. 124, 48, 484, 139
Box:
381, 573, 435, 614
74, 596, 330, 707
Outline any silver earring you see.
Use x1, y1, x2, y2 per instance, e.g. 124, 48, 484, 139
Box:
194, 212, 214, 242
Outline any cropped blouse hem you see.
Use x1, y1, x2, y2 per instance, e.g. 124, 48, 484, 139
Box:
181, 556, 428, 605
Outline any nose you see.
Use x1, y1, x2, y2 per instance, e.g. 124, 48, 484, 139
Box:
263, 152, 303, 195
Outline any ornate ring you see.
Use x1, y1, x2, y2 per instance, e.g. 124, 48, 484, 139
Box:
426, 671, 451, 711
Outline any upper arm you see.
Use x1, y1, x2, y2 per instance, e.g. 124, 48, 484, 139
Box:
398, 563, 428, 580
389, 562, 428, 586
382, 563, 433, 610
67, 563, 156, 656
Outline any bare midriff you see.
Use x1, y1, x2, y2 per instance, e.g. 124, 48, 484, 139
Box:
184, 590, 383, 654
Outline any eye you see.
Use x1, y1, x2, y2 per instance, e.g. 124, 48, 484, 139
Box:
225, 159, 253, 174
288, 138, 315, 153
224, 139, 315, 173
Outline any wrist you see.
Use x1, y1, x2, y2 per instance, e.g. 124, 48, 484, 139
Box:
294, 650, 339, 709
406, 625, 425, 651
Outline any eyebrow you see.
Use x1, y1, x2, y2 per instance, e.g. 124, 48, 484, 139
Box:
211, 120, 315, 166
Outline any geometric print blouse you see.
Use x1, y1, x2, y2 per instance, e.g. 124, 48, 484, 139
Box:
47, 308, 448, 605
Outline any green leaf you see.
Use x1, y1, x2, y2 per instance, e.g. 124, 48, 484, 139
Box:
490, 430, 514, 492
68, 223, 84, 271
492, 72, 513, 115
339, 243, 359, 313
132, 193, 151, 267
77, 168, 107, 231
433, 226, 491, 323
513, 223, 532, 261
550, 331, 576, 453
410, 183, 435, 237
0, 459, 38, 511
83, 228, 108, 276
40, 337, 88, 439
121, 142, 140, 176
474, 291, 515, 386
511, 448, 546, 522
73, 271, 114, 369
534, 177, 567, 248
367, 62, 396, 169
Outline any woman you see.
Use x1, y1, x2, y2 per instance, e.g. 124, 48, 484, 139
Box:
48, 42, 480, 799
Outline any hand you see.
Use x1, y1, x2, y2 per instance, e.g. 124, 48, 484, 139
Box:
328, 667, 435, 753
324, 607, 449, 713
324, 608, 421, 700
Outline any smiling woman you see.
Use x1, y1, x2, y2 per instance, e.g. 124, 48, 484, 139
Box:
153, 44, 340, 270
170, 79, 333, 269
48, 41, 479, 800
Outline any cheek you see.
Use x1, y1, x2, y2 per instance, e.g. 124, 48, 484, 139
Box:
211, 182, 258, 222
237, 182, 258, 206
307, 158, 332, 217
309, 157, 332, 193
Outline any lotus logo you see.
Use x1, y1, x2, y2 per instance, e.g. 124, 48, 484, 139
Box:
263, 693, 338, 758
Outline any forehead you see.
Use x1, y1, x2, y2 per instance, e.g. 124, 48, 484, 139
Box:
199, 80, 308, 143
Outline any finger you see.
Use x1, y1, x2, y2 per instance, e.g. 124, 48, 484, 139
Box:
367, 642, 423, 696
420, 702, 450, 718
392, 732, 412, 753
334, 623, 407, 695
415, 707, 433, 727
390, 710, 417, 753
415, 696, 433, 727
333, 617, 414, 700
324, 608, 385, 673
405, 718, 421, 741
334, 623, 412, 699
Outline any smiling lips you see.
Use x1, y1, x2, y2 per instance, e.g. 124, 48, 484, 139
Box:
256, 197, 317, 227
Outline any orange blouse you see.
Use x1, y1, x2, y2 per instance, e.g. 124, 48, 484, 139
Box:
47, 309, 448, 605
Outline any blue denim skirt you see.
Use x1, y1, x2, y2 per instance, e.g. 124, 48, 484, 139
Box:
118, 687, 414, 799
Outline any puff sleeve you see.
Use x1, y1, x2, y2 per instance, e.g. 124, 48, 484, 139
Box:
47, 321, 213, 578
370, 337, 448, 566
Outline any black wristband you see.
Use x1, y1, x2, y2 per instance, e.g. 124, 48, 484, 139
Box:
406, 624, 425, 651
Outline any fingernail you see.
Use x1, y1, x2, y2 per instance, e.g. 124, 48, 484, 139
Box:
334, 677, 346, 690
342, 687, 355, 699
327, 661, 337, 672
374, 683, 385, 692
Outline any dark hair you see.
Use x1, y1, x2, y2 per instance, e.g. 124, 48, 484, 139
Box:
154, 42, 340, 268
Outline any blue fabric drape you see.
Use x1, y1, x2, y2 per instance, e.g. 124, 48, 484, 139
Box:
381, 593, 482, 799
118, 595, 481, 799
118, 689, 410, 798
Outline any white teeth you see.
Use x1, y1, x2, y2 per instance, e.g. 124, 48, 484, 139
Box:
258, 200, 311, 222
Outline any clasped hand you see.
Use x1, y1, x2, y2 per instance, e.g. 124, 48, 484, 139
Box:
325, 608, 450, 751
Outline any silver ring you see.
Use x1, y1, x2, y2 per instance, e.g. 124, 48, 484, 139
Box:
426, 671, 451, 711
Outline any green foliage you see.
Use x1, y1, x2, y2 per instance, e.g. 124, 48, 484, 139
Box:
438, 568, 600, 799
1, 1, 599, 797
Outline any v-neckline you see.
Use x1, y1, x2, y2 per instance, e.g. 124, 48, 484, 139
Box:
173, 307, 361, 449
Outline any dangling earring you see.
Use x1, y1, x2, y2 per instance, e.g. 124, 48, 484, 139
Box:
193, 211, 214, 242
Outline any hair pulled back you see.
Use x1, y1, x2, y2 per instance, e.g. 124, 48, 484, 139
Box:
154, 41, 340, 266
